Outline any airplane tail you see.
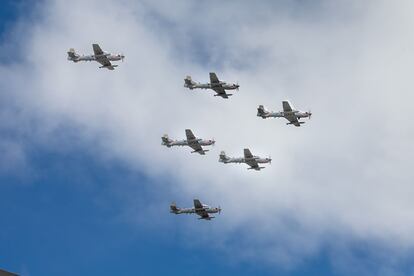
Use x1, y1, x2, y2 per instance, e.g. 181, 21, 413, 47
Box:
219, 151, 230, 163
257, 105, 269, 118
161, 134, 173, 147
170, 202, 180, 213
67, 48, 80, 61
184, 76, 196, 89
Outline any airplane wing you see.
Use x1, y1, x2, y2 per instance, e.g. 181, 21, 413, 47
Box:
194, 199, 211, 219
185, 130, 205, 154
185, 129, 196, 140
209, 72, 220, 84
244, 148, 253, 159
246, 159, 259, 169
96, 56, 112, 67
285, 114, 301, 126
210, 72, 229, 98
0, 268, 19, 276
189, 142, 204, 154
199, 212, 211, 220
244, 148, 259, 169
282, 101, 301, 126
92, 44, 104, 55
282, 101, 294, 112
92, 44, 113, 67
212, 87, 229, 98
194, 199, 203, 209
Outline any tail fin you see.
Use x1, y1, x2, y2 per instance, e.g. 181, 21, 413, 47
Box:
219, 151, 229, 163
67, 48, 80, 61
170, 202, 179, 213
257, 105, 269, 118
184, 76, 196, 88
161, 134, 173, 147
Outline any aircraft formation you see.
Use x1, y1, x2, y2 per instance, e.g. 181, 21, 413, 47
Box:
67, 44, 313, 221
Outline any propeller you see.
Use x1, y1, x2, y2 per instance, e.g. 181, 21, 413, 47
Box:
236, 82, 239, 91
212, 138, 216, 146
308, 110, 312, 119
218, 206, 221, 214
269, 156, 272, 164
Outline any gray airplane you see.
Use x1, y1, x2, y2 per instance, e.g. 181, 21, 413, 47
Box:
0, 268, 18, 276
219, 148, 271, 171
257, 100, 312, 127
67, 44, 125, 70
161, 129, 215, 155
170, 199, 221, 220
184, 72, 239, 99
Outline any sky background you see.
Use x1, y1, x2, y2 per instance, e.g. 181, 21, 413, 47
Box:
1, 1, 414, 275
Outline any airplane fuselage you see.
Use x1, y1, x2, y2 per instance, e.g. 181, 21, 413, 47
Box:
258, 109, 311, 128
171, 205, 221, 220
167, 139, 215, 147
68, 53, 124, 63
220, 156, 271, 164
260, 111, 308, 118
186, 82, 239, 91
171, 207, 220, 215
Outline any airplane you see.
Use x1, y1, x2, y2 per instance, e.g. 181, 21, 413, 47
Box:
257, 100, 312, 127
67, 44, 125, 70
161, 129, 215, 155
170, 199, 221, 220
0, 268, 18, 276
219, 148, 271, 171
184, 72, 239, 99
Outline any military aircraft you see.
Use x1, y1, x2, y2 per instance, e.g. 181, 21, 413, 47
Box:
219, 148, 271, 171
257, 100, 312, 127
161, 129, 215, 155
184, 72, 239, 99
170, 199, 221, 220
0, 268, 18, 276
67, 44, 125, 70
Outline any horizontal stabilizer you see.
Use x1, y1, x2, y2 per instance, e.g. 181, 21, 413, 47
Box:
170, 202, 179, 213
184, 76, 196, 88
161, 135, 172, 147
67, 48, 79, 61
257, 105, 269, 118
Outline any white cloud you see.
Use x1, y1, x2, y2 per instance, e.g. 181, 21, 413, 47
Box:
1, 0, 414, 273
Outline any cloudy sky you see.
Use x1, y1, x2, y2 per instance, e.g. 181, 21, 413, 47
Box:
1, 0, 414, 275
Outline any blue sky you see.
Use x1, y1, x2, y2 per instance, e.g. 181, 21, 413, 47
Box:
0, 3, 332, 275
1, 1, 414, 275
